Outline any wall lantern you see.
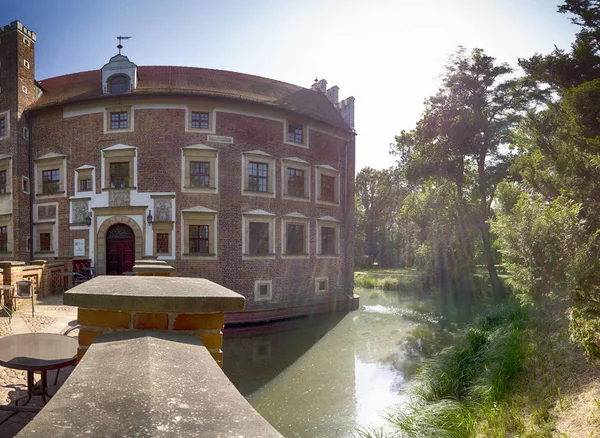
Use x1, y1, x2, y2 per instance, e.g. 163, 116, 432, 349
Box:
85, 211, 93, 227
147, 210, 153, 227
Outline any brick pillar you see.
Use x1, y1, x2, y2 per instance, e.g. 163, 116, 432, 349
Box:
64, 276, 244, 366
132, 260, 174, 277
31, 260, 50, 296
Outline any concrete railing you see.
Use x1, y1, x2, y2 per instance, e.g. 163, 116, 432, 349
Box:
17, 331, 282, 437
16, 276, 283, 437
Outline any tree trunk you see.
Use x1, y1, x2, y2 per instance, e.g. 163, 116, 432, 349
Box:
477, 154, 505, 299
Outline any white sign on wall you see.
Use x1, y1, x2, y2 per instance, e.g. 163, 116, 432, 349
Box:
74, 239, 85, 257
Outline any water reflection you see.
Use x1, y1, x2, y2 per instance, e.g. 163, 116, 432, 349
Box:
222, 288, 484, 437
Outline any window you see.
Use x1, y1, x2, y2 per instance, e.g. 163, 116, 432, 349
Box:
42, 169, 60, 194
242, 210, 275, 259
0, 226, 7, 252
189, 225, 210, 254
286, 223, 306, 255
110, 162, 129, 189
0, 171, 6, 194
282, 157, 310, 201
191, 112, 209, 129
110, 111, 128, 130
190, 161, 210, 188
282, 213, 309, 257
182, 145, 217, 193
181, 207, 217, 258
156, 233, 169, 255
287, 168, 305, 197
79, 179, 92, 192
249, 222, 270, 255
22, 176, 29, 194
321, 175, 335, 202
102, 145, 135, 189
321, 226, 336, 255
76, 165, 95, 194
109, 75, 129, 94
316, 165, 340, 204
105, 107, 133, 133
0, 116, 5, 138
242, 151, 275, 198
315, 277, 329, 294
187, 107, 214, 132
287, 124, 303, 144
317, 216, 340, 257
40, 233, 51, 251
248, 162, 269, 192
254, 280, 273, 301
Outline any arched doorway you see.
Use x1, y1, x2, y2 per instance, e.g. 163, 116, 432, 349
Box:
106, 224, 135, 275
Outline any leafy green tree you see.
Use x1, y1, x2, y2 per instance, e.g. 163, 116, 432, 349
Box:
394, 47, 542, 297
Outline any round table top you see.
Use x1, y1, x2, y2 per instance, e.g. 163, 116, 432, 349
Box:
0, 333, 77, 371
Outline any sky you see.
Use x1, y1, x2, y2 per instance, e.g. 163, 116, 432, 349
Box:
1, 0, 579, 173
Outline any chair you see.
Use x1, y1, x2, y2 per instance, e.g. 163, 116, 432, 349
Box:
73, 271, 87, 286
13, 280, 34, 317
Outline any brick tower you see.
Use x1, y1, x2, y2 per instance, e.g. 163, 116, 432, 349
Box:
0, 21, 38, 261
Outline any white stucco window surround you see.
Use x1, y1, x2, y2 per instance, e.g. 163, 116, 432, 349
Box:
182, 145, 218, 194
104, 106, 135, 134
0, 110, 11, 142
181, 206, 218, 260
281, 212, 310, 258
281, 157, 310, 202
101, 144, 137, 190
317, 216, 341, 258
34, 153, 67, 199
241, 150, 276, 199
185, 107, 216, 133
254, 279, 273, 302
0, 154, 12, 197
283, 120, 309, 148
315, 276, 329, 294
75, 165, 95, 195
315, 165, 340, 205
33, 202, 59, 256
242, 209, 276, 260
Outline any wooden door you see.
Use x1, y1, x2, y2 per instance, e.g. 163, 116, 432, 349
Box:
106, 224, 136, 275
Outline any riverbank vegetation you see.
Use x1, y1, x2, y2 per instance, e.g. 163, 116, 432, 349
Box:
354, 1, 600, 435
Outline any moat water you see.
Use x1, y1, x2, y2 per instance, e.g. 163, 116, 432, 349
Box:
222, 287, 486, 437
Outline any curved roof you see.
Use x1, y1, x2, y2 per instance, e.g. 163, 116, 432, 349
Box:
30, 66, 350, 131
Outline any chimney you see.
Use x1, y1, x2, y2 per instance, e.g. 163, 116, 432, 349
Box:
311, 79, 327, 93
336, 96, 355, 129
326, 86, 339, 105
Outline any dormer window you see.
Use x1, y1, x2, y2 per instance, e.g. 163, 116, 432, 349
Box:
109, 75, 129, 94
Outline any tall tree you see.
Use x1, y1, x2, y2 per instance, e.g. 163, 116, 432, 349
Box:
394, 47, 542, 297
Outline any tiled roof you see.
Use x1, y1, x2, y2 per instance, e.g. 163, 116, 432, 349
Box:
30, 66, 350, 131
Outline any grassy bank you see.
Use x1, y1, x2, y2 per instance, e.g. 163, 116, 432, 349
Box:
356, 299, 600, 437
354, 270, 423, 291
358, 306, 526, 438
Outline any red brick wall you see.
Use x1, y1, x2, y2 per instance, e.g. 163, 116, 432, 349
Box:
25, 97, 355, 306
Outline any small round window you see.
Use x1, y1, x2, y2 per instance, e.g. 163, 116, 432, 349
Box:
109, 75, 129, 94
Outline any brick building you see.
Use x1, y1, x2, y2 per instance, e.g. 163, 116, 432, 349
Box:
0, 21, 356, 320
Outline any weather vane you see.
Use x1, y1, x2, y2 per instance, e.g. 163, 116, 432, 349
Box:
117, 36, 131, 55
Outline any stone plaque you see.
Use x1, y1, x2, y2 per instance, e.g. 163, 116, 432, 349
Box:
73, 239, 85, 256
71, 199, 89, 223
154, 198, 172, 222
207, 135, 233, 144
38, 205, 57, 220
109, 190, 130, 207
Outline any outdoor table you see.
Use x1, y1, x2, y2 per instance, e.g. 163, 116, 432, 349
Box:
0, 333, 77, 424
0, 285, 12, 319
59, 272, 75, 291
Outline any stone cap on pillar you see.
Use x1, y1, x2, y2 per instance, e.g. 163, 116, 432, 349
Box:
0, 261, 26, 268
64, 276, 245, 313
134, 260, 168, 265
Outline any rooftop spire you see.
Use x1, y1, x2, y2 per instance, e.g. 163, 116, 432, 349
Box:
116, 36, 131, 54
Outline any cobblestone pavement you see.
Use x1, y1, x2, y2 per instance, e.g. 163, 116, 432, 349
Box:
0, 295, 77, 437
